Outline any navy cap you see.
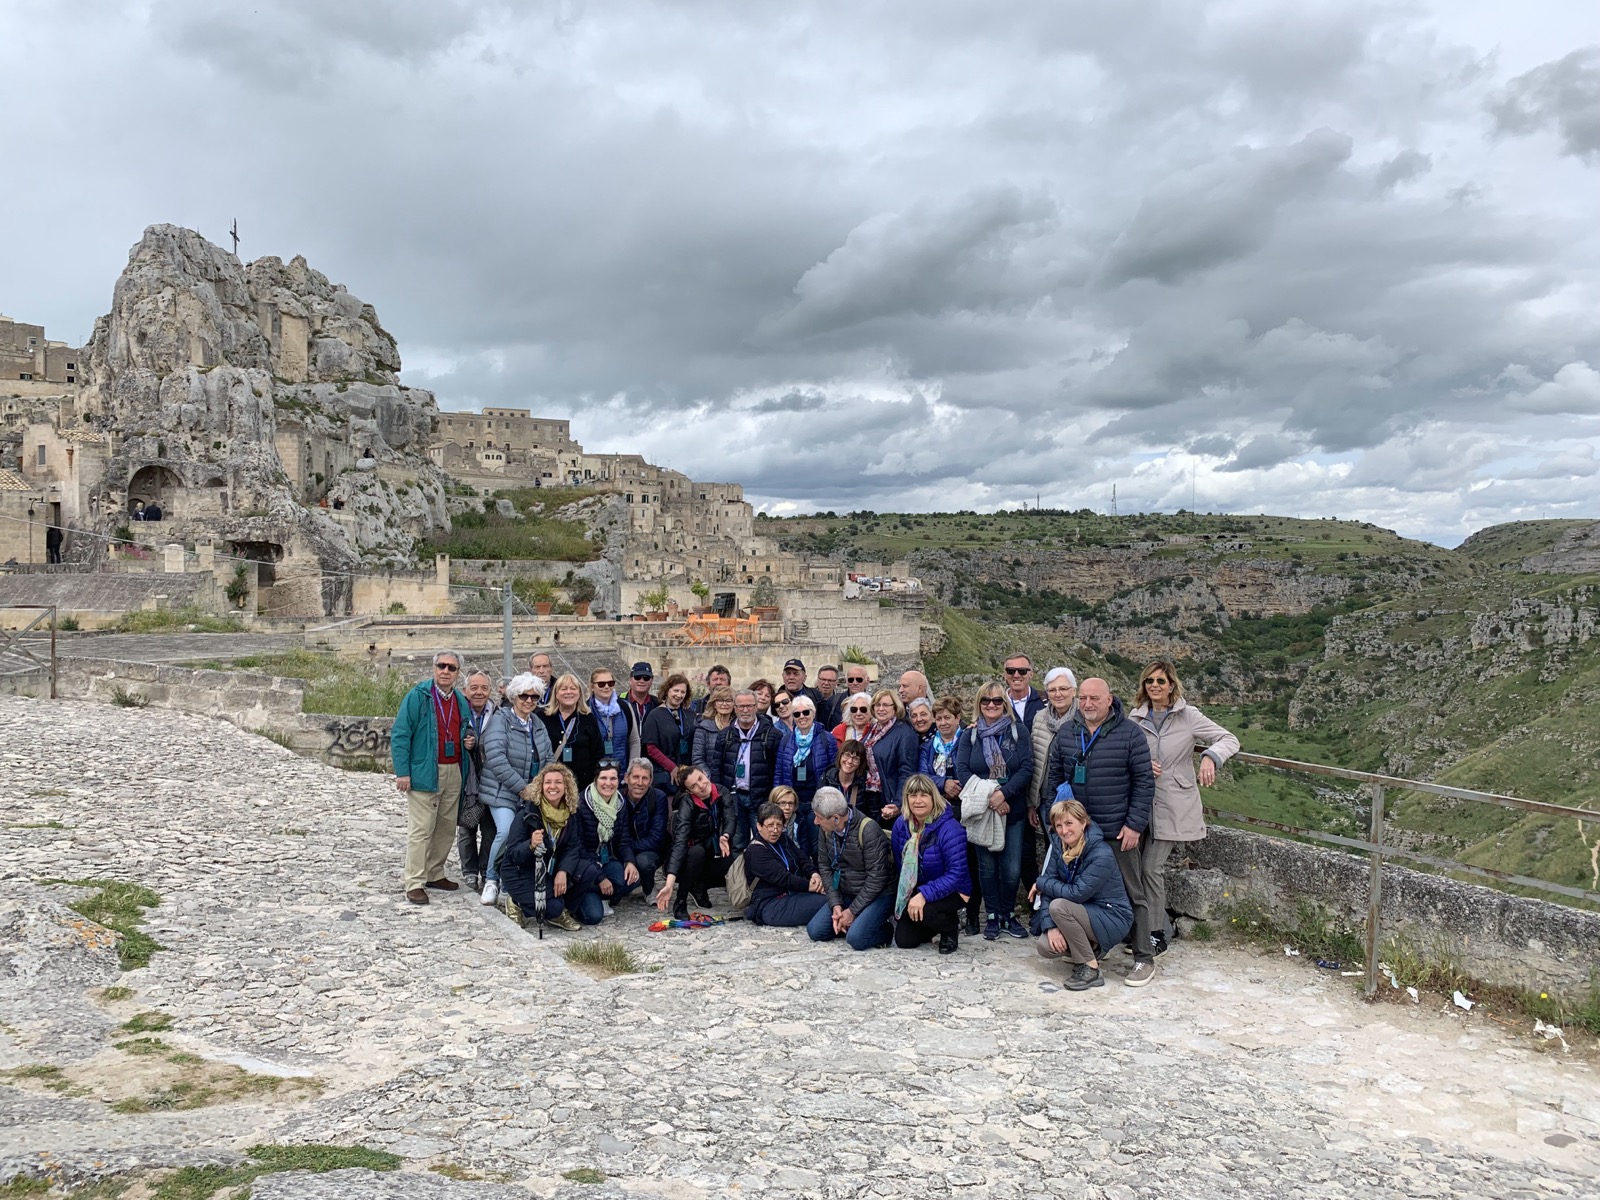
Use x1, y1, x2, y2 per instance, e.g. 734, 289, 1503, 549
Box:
630, 662, 654, 678
783, 658, 806, 671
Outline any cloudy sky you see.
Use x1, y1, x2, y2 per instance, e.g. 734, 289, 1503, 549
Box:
4, 1, 1599, 544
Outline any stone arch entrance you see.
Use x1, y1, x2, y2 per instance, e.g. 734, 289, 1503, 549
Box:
128, 464, 182, 516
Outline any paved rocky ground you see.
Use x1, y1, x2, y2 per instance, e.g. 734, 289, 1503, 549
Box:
2, 692, 1598, 1198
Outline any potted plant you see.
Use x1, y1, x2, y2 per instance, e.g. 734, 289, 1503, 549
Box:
569, 576, 597, 618
642, 585, 670, 621
528, 576, 558, 616
225, 564, 251, 609
750, 576, 780, 620
689, 577, 711, 614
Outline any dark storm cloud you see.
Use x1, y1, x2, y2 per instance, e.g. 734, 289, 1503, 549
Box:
2, 1, 1598, 544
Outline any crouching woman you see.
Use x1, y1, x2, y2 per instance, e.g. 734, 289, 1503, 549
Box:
890, 774, 972, 954
1031, 798, 1132, 989
500, 763, 588, 931
744, 801, 828, 926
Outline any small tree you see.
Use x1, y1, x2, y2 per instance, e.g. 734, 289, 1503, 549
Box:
568, 576, 597, 605
642, 585, 670, 613
751, 576, 777, 607
690, 577, 710, 604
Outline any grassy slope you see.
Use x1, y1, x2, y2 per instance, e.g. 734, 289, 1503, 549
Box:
1457, 519, 1593, 569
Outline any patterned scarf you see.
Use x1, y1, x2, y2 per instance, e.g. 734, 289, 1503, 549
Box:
586, 783, 621, 843
539, 798, 571, 839
975, 713, 1010, 778
893, 824, 921, 918
861, 720, 892, 792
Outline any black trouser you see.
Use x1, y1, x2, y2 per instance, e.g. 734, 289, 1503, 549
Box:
455, 804, 495, 879
893, 893, 964, 947
962, 843, 984, 925
678, 843, 730, 906
1020, 820, 1040, 892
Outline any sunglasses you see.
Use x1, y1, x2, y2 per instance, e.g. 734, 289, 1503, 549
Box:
1146, 678, 1170, 686
846, 706, 869, 715
793, 708, 814, 716
980, 697, 1007, 707
1003, 666, 1031, 676
847, 676, 867, 683
632, 674, 652, 681
436, 663, 460, 672
593, 679, 616, 687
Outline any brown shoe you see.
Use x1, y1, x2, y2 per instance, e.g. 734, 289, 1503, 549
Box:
426, 878, 460, 891
405, 888, 430, 904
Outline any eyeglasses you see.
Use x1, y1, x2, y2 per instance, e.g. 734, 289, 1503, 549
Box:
980, 697, 1007, 707
1003, 666, 1031, 676
793, 708, 814, 717
593, 679, 616, 688
631, 674, 651, 681
847, 676, 867, 683
846, 706, 869, 715
597, 758, 620, 773
1146, 677, 1170, 687
436, 663, 460, 672
514, 694, 537, 703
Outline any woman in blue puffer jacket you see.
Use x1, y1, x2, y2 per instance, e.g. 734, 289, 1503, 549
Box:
1031, 798, 1132, 991
477, 673, 555, 907
890, 774, 972, 954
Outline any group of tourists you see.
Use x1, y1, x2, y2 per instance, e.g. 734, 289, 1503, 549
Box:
392, 649, 1239, 988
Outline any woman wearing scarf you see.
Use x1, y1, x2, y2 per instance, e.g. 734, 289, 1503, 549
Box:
1030, 798, 1132, 990
832, 692, 873, 746
540, 673, 606, 791
1029, 668, 1079, 829
744, 801, 828, 927
640, 673, 695, 792
500, 763, 586, 931
588, 668, 641, 773
859, 689, 918, 830
574, 759, 639, 916
654, 765, 733, 920
820, 739, 868, 814
478, 673, 555, 908
774, 696, 837, 859
890, 774, 972, 954
955, 680, 1035, 942
920, 695, 982, 936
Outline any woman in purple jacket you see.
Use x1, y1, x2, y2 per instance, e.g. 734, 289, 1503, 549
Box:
890, 774, 972, 954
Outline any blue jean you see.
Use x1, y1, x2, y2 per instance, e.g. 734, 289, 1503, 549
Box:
562, 863, 607, 925
484, 806, 516, 882
600, 858, 642, 902
751, 891, 828, 927
730, 792, 759, 854
977, 820, 1024, 920
807, 892, 894, 950
626, 849, 662, 895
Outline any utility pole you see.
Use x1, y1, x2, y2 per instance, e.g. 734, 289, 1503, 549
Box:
501, 580, 514, 682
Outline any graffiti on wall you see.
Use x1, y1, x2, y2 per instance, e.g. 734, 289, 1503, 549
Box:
325, 718, 392, 764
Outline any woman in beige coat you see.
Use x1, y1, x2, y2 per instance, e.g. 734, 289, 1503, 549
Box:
1129, 660, 1239, 955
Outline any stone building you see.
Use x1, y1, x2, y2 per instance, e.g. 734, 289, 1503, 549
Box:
0, 315, 80, 387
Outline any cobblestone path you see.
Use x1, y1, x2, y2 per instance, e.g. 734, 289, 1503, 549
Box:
2, 695, 1597, 1198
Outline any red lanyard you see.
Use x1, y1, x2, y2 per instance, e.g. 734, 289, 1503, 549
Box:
432, 687, 459, 737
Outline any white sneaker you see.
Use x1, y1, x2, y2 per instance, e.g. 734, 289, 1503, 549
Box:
602, 902, 614, 917
480, 880, 500, 905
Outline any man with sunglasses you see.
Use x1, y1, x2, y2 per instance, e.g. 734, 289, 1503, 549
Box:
391, 649, 471, 905
623, 662, 659, 725
1002, 655, 1045, 728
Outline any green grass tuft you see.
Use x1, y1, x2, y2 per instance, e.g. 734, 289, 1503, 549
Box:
562, 1167, 607, 1184
563, 941, 639, 977
114, 607, 243, 634
120, 1011, 173, 1034
65, 880, 164, 970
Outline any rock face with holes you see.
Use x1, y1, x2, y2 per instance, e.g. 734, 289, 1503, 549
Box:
69, 224, 452, 612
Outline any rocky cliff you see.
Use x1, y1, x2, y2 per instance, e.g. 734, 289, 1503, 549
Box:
74, 225, 451, 611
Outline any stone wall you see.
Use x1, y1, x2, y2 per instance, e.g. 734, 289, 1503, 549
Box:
1166, 825, 1600, 995
0, 657, 305, 729
781, 589, 922, 657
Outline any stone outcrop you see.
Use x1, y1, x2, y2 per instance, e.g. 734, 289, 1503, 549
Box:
73, 224, 451, 613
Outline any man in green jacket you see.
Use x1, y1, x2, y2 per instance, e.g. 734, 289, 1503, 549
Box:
392, 649, 472, 904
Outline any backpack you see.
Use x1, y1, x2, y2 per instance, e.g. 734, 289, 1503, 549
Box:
725, 852, 754, 910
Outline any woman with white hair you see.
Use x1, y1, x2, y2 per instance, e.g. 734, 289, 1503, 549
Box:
478, 672, 555, 906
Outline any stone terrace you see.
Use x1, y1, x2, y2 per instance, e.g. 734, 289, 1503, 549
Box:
2, 694, 1598, 1198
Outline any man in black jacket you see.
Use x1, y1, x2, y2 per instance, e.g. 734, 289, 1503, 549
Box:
1043, 677, 1158, 987
806, 787, 894, 950
711, 689, 782, 854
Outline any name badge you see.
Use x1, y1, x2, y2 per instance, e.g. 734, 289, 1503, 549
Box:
603, 738, 615, 757
562, 746, 573, 763
444, 740, 457, 757
735, 760, 747, 781
795, 764, 808, 783
679, 737, 690, 758
1073, 762, 1087, 785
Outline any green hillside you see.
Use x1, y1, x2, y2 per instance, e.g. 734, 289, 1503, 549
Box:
1458, 519, 1592, 569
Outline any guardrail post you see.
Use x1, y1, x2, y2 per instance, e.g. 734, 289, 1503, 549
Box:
1363, 782, 1385, 999
49, 605, 57, 700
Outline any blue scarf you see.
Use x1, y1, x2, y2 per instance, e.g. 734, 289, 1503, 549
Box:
793, 724, 815, 763
975, 713, 1010, 778
593, 693, 626, 754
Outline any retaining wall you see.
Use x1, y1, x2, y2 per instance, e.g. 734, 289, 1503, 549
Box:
0, 657, 305, 729
1166, 826, 1600, 995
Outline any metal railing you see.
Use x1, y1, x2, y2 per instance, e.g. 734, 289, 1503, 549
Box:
0, 605, 58, 697
1206, 752, 1600, 998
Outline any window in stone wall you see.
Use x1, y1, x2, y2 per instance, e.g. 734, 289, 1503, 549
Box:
37, 445, 47, 465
